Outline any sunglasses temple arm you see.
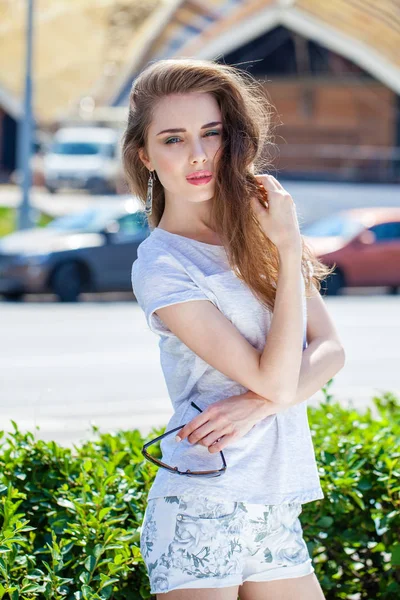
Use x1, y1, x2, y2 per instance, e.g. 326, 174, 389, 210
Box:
142, 402, 203, 448
142, 423, 187, 447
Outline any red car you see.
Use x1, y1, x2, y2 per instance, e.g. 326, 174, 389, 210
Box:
302, 207, 400, 295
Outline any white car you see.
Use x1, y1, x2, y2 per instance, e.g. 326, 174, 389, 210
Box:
43, 126, 121, 194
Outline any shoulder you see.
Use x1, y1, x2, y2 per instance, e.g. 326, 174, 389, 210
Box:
132, 233, 184, 281
131, 233, 193, 302
131, 233, 210, 337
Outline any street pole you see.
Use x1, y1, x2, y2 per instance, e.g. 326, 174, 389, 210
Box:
17, 0, 36, 230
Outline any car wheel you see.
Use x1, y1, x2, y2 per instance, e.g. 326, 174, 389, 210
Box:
51, 262, 83, 302
2, 291, 24, 302
321, 268, 345, 296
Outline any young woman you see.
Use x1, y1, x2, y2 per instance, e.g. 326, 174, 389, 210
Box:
123, 58, 345, 600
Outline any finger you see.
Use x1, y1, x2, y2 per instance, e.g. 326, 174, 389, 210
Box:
187, 422, 215, 445
175, 413, 209, 442
250, 194, 268, 214
256, 179, 269, 198
208, 431, 237, 453
268, 175, 285, 191
255, 173, 279, 192
199, 423, 231, 447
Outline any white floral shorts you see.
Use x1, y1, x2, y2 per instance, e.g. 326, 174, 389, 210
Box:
140, 490, 314, 595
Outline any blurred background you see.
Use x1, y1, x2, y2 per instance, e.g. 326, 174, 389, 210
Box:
0, 0, 399, 447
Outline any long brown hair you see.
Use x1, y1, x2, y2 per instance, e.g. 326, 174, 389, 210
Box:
122, 58, 333, 311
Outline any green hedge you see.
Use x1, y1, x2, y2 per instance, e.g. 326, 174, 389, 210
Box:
0, 384, 399, 599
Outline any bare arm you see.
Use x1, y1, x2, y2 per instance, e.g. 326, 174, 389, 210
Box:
243, 285, 346, 409
258, 247, 304, 405
173, 292, 345, 450
242, 336, 345, 409
154, 249, 305, 406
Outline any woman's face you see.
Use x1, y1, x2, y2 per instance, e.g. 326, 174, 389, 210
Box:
139, 92, 223, 205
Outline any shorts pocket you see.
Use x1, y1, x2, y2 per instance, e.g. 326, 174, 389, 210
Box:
177, 495, 239, 521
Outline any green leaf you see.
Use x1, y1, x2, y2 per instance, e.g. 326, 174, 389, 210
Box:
84, 555, 96, 572
99, 507, 113, 522
391, 544, 400, 566
98, 577, 120, 591
56, 498, 76, 511
83, 459, 93, 472
317, 516, 334, 528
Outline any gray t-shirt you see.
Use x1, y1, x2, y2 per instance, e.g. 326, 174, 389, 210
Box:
131, 226, 324, 505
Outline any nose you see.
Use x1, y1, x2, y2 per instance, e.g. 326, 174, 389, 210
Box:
189, 138, 208, 165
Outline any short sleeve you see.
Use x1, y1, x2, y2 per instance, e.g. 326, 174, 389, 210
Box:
131, 250, 210, 337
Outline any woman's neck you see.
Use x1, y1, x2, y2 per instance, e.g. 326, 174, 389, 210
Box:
157, 219, 222, 246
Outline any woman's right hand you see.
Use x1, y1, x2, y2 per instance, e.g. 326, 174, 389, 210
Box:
250, 174, 302, 254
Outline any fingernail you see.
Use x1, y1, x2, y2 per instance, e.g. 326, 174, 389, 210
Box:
175, 435, 181, 442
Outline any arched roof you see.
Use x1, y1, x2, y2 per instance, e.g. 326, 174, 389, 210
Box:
114, 0, 400, 106
1, 0, 399, 122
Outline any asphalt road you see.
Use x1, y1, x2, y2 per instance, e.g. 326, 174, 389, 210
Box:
1, 294, 399, 448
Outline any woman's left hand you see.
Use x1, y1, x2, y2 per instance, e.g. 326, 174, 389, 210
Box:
175, 393, 286, 453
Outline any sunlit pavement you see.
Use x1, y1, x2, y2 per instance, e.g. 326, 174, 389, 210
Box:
1, 292, 399, 448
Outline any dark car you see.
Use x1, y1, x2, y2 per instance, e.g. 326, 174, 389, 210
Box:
302, 207, 400, 295
0, 197, 149, 302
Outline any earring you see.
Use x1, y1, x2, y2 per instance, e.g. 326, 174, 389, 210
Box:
145, 169, 156, 217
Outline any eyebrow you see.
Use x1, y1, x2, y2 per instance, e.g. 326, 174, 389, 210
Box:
156, 121, 222, 136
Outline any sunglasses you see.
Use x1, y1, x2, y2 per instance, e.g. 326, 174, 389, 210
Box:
141, 401, 227, 477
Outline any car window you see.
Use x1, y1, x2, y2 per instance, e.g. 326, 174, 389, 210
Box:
368, 221, 400, 242
102, 143, 116, 158
46, 207, 125, 232
51, 141, 116, 156
52, 142, 101, 155
117, 212, 149, 235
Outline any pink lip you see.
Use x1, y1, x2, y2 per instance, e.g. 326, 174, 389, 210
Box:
186, 171, 213, 185
186, 170, 213, 179
186, 175, 213, 186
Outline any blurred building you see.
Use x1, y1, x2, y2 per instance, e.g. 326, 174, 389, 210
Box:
108, 0, 400, 183
1, 0, 400, 182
